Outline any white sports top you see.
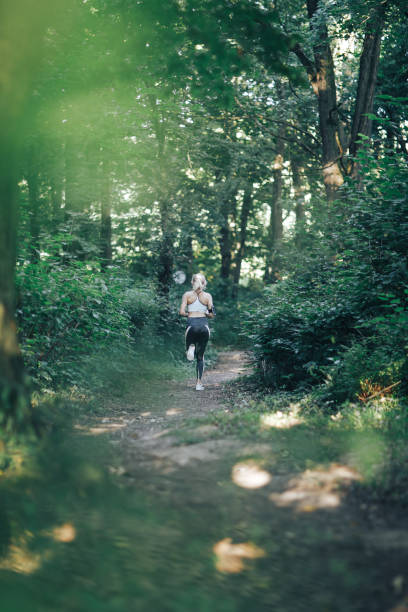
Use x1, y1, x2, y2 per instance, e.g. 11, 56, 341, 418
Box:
187, 296, 208, 313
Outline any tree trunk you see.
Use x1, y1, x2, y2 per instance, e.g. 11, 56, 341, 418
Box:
0, 1, 53, 430
157, 233, 173, 301
50, 149, 64, 225
307, 0, 344, 200
291, 156, 307, 248
386, 107, 408, 159
64, 137, 96, 261
264, 132, 285, 283
64, 138, 81, 215
148, 94, 174, 313
349, 4, 387, 173
220, 219, 232, 281
232, 187, 252, 298
157, 204, 174, 308
64, 138, 84, 258
293, 1, 388, 195
0, 148, 31, 428
179, 234, 194, 284
219, 193, 236, 283
27, 168, 40, 262
292, 0, 344, 201
51, 176, 63, 225
100, 161, 112, 270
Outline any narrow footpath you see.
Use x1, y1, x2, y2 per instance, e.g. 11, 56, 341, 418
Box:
83, 351, 408, 612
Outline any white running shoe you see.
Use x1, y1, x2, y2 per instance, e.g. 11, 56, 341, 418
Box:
195, 382, 204, 391
186, 344, 195, 361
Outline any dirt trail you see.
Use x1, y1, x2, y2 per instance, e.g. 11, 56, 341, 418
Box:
92, 350, 408, 612
116, 350, 250, 469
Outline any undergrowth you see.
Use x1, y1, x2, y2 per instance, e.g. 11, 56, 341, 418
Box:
244, 149, 408, 403
189, 376, 408, 508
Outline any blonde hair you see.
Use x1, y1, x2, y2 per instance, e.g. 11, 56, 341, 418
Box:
191, 273, 206, 291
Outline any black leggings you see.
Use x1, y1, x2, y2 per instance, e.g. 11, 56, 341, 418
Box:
185, 318, 210, 379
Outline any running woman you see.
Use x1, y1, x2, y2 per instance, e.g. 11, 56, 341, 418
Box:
179, 273, 215, 391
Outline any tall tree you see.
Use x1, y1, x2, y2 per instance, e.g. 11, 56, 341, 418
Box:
292, 1, 344, 200
100, 158, 112, 269
348, 2, 388, 174
290, 154, 308, 248
0, 1, 60, 429
291, 0, 392, 195
264, 130, 285, 283
26, 148, 41, 263
232, 186, 253, 298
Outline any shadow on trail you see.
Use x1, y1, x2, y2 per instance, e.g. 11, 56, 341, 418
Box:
1, 351, 407, 612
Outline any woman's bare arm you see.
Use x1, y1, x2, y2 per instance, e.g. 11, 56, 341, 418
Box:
206, 293, 215, 318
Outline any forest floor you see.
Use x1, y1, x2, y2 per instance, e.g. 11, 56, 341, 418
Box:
73, 350, 408, 612
4, 352, 408, 612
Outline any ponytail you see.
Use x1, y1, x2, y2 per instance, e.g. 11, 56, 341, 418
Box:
192, 273, 206, 291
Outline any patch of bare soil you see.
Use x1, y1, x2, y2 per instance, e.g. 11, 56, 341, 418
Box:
98, 351, 254, 470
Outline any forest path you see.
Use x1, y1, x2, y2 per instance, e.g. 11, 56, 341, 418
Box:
82, 350, 408, 612
113, 350, 251, 470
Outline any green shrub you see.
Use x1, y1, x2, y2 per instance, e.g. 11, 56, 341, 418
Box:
15, 260, 161, 388
245, 150, 408, 399
319, 337, 404, 405
123, 283, 160, 333
244, 276, 362, 389
320, 288, 408, 404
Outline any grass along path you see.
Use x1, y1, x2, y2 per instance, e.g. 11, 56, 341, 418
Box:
3, 351, 408, 612
79, 350, 408, 612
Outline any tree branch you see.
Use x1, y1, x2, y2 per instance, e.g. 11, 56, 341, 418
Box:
291, 43, 316, 80
232, 96, 320, 145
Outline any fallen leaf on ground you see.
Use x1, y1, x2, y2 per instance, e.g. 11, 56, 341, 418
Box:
213, 538, 265, 573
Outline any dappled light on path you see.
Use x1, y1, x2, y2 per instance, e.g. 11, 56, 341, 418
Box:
166, 408, 181, 416
0, 522, 75, 577
0, 522, 75, 575
148, 439, 238, 467
213, 538, 266, 574
75, 418, 127, 436
51, 523, 76, 543
47, 349, 408, 612
260, 409, 303, 429
269, 463, 362, 512
0, 537, 44, 575
232, 460, 272, 489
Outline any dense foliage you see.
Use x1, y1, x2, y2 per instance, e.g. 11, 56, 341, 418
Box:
1, 4, 408, 611
245, 147, 408, 405
0, 0, 407, 421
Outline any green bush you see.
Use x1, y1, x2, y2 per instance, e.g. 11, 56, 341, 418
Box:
245, 149, 408, 400
244, 278, 360, 389
123, 283, 161, 333
319, 337, 405, 405
319, 290, 408, 404
16, 260, 163, 388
